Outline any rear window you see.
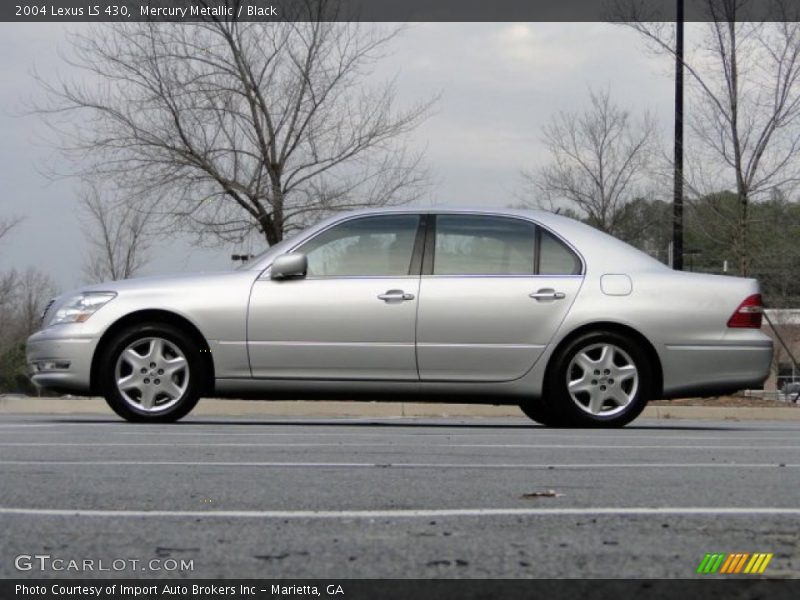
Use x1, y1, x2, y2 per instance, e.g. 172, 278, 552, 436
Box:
538, 229, 582, 275
433, 215, 536, 275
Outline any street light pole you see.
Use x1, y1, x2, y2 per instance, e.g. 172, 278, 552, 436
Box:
673, 0, 685, 270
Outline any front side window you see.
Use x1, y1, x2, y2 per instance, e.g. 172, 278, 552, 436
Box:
433, 215, 536, 275
297, 215, 420, 277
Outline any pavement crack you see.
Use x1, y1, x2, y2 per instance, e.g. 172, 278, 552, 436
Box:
426, 559, 469, 567
154, 546, 199, 557
521, 489, 563, 499
254, 551, 309, 561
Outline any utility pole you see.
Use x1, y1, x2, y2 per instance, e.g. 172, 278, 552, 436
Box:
673, 0, 685, 270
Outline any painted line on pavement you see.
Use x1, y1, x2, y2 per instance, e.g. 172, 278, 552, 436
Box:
4, 430, 800, 442
2, 507, 800, 519
1, 460, 798, 469
1, 442, 798, 450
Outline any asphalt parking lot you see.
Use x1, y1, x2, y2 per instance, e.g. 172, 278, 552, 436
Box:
1, 414, 800, 579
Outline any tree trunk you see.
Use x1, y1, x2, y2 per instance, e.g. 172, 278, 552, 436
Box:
725, 18, 749, 276
270, 175, 285, 245
738, 187, 749, 276
259, 213, 280, 246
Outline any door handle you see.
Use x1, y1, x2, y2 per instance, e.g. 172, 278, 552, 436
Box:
378, 289, 415, 302
529, 288, 566, 301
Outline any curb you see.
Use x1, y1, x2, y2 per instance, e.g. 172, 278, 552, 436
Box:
1, 396, 799, 421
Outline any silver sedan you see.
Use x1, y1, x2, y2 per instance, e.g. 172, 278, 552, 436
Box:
26, 208, 773, 427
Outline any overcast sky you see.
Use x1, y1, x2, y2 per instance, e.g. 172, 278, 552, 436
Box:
0, 22, 675, 291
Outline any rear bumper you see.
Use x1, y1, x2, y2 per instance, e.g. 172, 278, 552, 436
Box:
661, 341, 773, 398
26, 330, 97, 394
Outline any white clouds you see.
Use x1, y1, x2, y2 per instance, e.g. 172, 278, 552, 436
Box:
495, 23, 539, 63
379, 23, 673, 206
495, 23, 538, 63
493, 23, 579, 70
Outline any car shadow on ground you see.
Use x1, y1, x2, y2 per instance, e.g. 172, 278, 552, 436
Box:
23, 416, 787, 432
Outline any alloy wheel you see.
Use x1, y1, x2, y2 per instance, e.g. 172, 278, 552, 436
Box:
565, 342, 639, 417
114, 337, 189, 413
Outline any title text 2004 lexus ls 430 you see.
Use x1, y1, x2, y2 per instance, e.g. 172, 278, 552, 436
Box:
26, 208, 772, 427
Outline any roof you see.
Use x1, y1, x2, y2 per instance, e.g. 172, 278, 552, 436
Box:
245, 205, 672, 274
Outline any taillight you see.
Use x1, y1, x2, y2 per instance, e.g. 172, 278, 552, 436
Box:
727, 294, 763, 328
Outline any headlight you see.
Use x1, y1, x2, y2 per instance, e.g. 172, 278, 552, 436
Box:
49, 292, 117, 326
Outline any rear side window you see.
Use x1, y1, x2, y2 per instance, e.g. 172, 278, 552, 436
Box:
433, 215, 536, 275
538, 228, 582, 275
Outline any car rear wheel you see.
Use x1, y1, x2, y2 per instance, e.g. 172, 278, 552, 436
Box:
543, 330, 651, 428
518, 399, 563, 426
99, 323, 203, 422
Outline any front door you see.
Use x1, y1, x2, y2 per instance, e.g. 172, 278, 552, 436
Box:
247, 214, 422, 380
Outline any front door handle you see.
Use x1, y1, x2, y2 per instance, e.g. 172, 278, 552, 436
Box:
529, 288, 566, 301
378, 289, 415, 303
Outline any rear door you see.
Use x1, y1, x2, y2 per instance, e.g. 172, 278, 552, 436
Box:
416, 214, 583, 382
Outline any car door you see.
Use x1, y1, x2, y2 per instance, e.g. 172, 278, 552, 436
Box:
247, 214, 423, 380
416, 214, 584, 382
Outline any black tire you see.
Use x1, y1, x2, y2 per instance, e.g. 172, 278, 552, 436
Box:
541, 330, 652, 428
518, 399, 564, 426
99, 322, 204, 423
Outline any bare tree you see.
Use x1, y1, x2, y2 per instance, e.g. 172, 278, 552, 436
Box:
0, 268, 57, 394
0, 269, 21, 392
36, 0, 433, 248
621, 0, 800, 275
0, 211, 55, 392
0, 216, 22, 313
80, 184, 154, 283
0, 268, 57, 342
0, 216, 22, 245
0, 271, 16, 312
521, 88, 658, 235
15, 268, 58, 335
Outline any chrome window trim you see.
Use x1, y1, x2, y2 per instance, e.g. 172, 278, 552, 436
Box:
304, 275, 420, 281
256, 209, 586, 279
258, 270, 421, 282
427, 212, 586, 278
263, 213, 423, 280
420, 274, 584, 279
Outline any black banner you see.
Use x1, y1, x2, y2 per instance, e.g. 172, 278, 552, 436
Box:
4, 580, 800, 600
2, 0, 800, 23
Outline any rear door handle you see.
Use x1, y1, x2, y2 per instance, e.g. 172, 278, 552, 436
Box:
529, 288, 566, 301
378, 289, 415, 302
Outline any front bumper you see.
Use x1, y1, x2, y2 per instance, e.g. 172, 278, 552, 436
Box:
26, 329, 98, 394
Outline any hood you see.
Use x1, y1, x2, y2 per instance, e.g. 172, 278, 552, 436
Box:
73, 270, 246, 294
46, 270, 253, 317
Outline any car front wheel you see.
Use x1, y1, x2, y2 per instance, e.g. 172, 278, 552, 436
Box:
99, 323, 203, 422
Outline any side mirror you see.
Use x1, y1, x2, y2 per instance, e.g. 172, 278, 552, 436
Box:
270, 253, 308, 280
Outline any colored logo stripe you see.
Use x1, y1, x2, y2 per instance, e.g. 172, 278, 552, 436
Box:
744, 553, 773, 574
697, 553, 773, 574
721, 553, 749, 574
719, 554, 737, 573
697, 553, 726, 574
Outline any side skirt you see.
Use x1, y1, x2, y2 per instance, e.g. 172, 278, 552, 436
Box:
213, 378, 528, 405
